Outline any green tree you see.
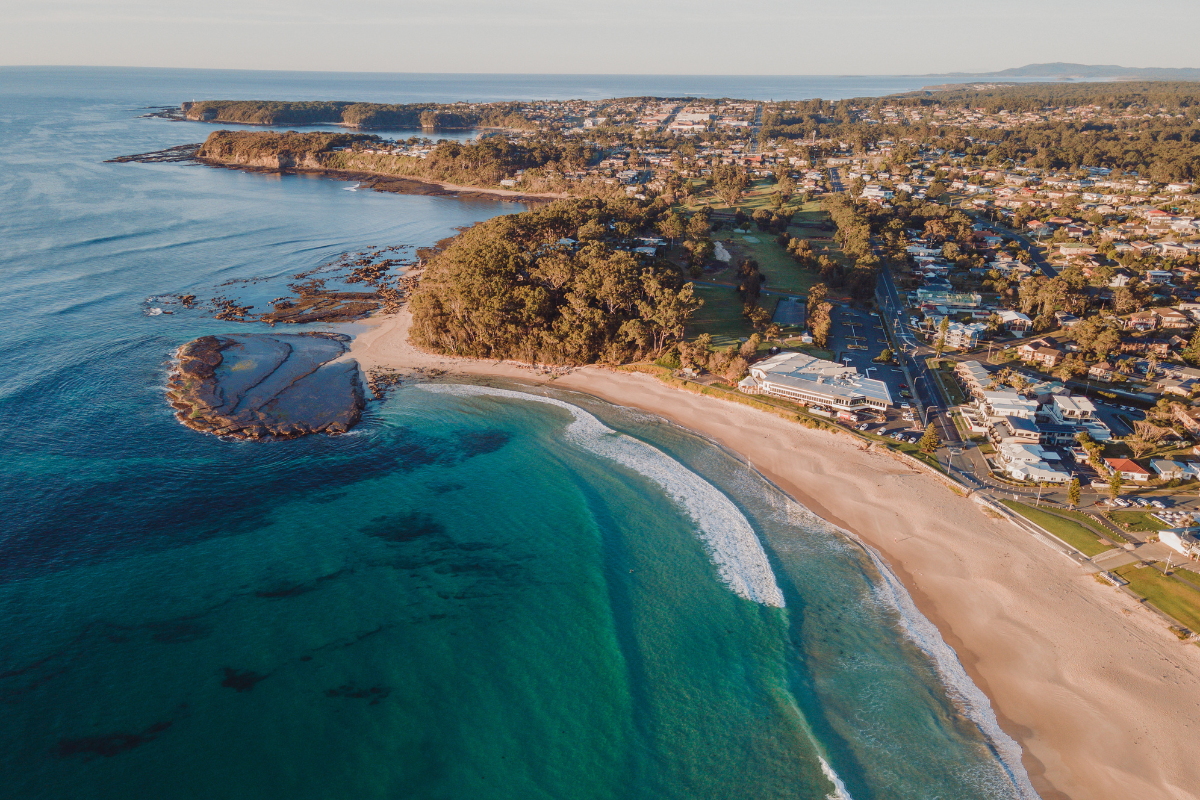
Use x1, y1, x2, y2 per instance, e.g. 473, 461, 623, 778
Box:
658, 212, 685, 246
918, 423, 940, 455
1067, 478, 1081, 509
935, 316, 950, 357
1108, 470, 1123, 501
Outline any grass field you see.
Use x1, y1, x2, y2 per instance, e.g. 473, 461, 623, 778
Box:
687, 283, 760, 347
1113, 564, 1200, 632
1107, 508, 1165, 532
1001, 500, 1112, 557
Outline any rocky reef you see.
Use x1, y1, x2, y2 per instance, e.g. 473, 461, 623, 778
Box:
167, 333, 365, 439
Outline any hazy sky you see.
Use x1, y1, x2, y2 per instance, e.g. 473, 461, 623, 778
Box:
2, 0, 1198, 75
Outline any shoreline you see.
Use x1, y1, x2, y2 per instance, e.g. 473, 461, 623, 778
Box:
348, 308, 1200, 800
197, 158, 566, 204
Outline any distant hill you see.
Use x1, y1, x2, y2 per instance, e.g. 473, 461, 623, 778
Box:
939, 63, 1200, 81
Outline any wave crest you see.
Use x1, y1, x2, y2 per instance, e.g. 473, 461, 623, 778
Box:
418, 384, 785, 608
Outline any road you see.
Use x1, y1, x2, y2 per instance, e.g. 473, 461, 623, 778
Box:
965, 210, 1058, 278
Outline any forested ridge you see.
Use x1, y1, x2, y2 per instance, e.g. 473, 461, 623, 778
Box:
184, 100, 535, 130
196, 131, 597, 192
410, 199, 701, 364
762, 82, 1200, 181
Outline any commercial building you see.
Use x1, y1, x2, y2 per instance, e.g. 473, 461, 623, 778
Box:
739, 351, 892, 411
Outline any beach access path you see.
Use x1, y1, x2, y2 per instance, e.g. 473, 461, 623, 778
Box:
347, 307, 1200, 800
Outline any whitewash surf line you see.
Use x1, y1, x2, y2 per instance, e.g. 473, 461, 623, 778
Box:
763, 493, 1041, 800
417, 383, 786, 608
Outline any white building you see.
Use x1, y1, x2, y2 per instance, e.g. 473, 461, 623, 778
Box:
943, 321, 986, 350
740, 351, 892, 411
978, 390, 1038, 422
996, 442, 1069, 483
1160, 529, 1200, 558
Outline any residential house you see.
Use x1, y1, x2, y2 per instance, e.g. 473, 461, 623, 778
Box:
1105, 457, 1151, 482
1088, 361, 1115, 382
1151, 459, 1189, 480
997, 309, 1032, 335
1125, 312, 1158, 332
1155, 308, 1192, 330
943, 321, 987, 350
1016, 339, 1063, 368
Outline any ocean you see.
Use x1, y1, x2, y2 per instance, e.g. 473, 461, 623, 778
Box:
0, 67, 1037, 799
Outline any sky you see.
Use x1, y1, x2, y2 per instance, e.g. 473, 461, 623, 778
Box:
2, 0, 1199, 75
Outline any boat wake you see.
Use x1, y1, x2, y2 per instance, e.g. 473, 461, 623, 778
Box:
417, 384, 785, 608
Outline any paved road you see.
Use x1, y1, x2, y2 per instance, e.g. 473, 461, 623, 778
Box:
966, 210, 1057, 278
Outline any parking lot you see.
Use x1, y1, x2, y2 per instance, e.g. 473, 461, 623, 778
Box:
827, 305, 918, 429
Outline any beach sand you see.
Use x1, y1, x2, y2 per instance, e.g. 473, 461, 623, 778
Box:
349, 309, 1200, 800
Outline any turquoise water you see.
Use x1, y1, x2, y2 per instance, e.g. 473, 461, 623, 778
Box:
0, 68, 1038, 799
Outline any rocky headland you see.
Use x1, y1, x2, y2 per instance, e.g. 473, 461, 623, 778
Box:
168, 333, 365, 439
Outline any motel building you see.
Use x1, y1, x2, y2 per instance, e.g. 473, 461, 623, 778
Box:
739, 351, 893, 412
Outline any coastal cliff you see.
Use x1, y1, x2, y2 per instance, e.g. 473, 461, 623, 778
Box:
181, 100, 534, 130
194, 130, 576, 201
195, 130, 371, 171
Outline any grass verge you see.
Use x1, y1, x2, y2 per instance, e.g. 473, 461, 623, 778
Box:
1000, 500, 1111, 557
1113, 564, 1200, 633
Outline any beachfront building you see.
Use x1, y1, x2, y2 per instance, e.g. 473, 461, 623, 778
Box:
915, 289, 982, 310
739, 351, 892, 411
996, 442, 1070, 483
1105, 457, 1152, 482
978, 390, 1038, 423
1160, 529, 1200, 558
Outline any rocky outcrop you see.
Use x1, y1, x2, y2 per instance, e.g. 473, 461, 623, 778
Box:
167, 333, 365, 439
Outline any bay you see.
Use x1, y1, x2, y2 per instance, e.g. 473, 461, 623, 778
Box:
0, 67, 1037, 800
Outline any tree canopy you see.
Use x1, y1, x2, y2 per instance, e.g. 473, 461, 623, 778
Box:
409, 198, 701, 364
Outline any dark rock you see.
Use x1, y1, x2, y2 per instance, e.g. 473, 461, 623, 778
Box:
168, 333, 365, 440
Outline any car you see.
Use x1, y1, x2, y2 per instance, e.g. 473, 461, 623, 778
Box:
900, 401, 910, 408
899, 382, 909, 389
1152, 500, 1166, 509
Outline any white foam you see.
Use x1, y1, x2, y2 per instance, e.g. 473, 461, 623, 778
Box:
418, 384, 785, 607
860, 543, 1040, 799
819, 756, 856, 800
761, 486, 1038, 799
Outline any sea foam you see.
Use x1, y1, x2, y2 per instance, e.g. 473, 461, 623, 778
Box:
760, 492, 1040, 800
418, 384, 785, 608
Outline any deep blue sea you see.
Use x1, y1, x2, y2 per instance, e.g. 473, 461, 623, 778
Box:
1, 67, 1039, 799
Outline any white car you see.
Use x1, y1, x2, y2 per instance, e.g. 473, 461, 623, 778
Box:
1152, 500, 1165, 509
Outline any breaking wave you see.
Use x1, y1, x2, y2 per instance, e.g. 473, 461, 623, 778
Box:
417, 384, 785, 608
756, 492, 1039, 800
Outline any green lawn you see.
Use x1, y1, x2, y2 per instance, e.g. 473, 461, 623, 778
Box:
687, 283, 760, 347
1107, 509, 1165, 533
1113, 564, 1200, 632
717, 233, 821, 295
1001, 501, 1112, 557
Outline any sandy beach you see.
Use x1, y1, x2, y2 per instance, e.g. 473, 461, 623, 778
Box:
349, 308, 1200, 800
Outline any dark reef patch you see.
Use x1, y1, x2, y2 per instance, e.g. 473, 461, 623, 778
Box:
453, 429, 510, 459
55, 708, 184, 759
167, 332, 365, 440
324, 683, 392, 705
220, 668, 269, 692
361, 511, 446, 543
